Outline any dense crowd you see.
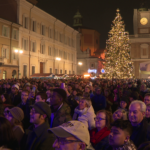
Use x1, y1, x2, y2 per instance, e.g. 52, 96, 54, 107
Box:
1, 78, 150, 150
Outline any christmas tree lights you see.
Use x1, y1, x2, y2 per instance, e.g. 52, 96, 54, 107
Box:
103, 9, 134, 79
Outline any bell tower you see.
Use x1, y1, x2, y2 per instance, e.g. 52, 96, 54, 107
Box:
73, 10, 83, 28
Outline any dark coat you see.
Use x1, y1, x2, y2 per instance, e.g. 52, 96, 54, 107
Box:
18, 99, 32, 130
21, 122, 55, 150
93, 136, 110, 150
130, 118, 150, 148
50, 102, 72, 128
9, 93, 21, 106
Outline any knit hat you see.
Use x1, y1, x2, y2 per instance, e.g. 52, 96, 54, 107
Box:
53, 88, 67, 101
12, 84, 19, 90
31, 102, 51, 118
48, 120, 90, 147
8, 107, 24, 122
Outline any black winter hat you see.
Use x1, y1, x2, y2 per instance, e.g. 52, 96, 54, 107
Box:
53, 88, 67, 101
31, 102, 51, 118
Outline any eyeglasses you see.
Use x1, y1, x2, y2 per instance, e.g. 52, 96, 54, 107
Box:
56, 137, 81, 145
94, 117, 106, 121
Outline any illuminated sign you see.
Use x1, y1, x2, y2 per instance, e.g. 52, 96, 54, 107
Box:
101, 69, 105, 73
88, 69, 97, 73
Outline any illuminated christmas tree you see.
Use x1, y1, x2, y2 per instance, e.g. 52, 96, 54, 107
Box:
103, 9, 134, 79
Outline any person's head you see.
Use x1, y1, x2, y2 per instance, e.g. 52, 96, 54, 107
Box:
0, 117, 17, 149
95, 87, 102, 95
30, 102, 51, 127
109, 120, 133, 149
47, 83, 54, 90
5, 107, 24, 127
140, 84, 146, 92
67, 84, 72, 92
85, 86, 90, 93
6, 83, 11, 89
104, 88, 110, 97
129, 91, 139, 102
46, 89, 53, 99
129, 100, 146, 126
120, 96, 129, 109
21, 90, 29, 104
50, 88, 67, 106
49, 121, 89, 150
78, 97, 91, 110
113, 109, 128, 121
95, 110, 113, 131
35, 92, 47, 103
1, 94, 8, 103
144, 93, 150, 105
73, 89, 77, 96
146, 104, 150, 118
128, 82, 132, 88
11, 84, 19, 95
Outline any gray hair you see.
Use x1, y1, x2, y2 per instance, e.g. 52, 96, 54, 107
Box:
129, 100, 146, 113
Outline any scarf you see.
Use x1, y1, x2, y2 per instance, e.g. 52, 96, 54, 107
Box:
90, 127, 110, 145
74, 107, 88, 116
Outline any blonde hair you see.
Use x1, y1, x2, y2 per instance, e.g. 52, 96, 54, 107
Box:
80, 97, 92, 108
113, 109, 128, 120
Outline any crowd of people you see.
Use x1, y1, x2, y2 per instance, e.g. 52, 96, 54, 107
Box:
1, 78, 150, 150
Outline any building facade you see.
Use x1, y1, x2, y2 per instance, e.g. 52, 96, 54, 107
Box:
130, 8, 150, 78
73, 10, 103, 75
0, 0, 79, 79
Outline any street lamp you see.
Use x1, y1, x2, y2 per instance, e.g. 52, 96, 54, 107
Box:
55, 57, 61, 74
78, 62, 82, 66
14, 49, 23, 79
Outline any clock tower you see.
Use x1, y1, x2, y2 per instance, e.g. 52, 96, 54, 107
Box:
130, 8, 150, 78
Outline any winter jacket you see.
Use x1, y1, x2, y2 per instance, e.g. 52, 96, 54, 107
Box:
130, 118, 150, 148
50, 102, 72, 128
92, 94, 106, 113
21, 122, 55, 150
73, 105, 96, 130
9, 93, 21, 106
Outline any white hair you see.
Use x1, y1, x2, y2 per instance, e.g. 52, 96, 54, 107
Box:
129, 100, 146, 112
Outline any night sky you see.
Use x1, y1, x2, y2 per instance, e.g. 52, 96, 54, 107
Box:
37, 0, 150, 49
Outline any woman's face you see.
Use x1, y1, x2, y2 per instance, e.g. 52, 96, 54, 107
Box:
95, 112, 106, 130
78, 99, 87, 110
120, 101, 127, 109
113, 111, 123, 121
5, 112, 14, 126
1, 95, 6, 103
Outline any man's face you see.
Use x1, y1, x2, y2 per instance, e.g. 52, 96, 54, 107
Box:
50, 92, 62, 106
144, 96, 150, 105
85, 87, 90, 93
129, 103, 144, 126
35, 95, 45, 103
30, 108, 42, 124
96, 89, 101, 95
53, 136, 84, 150
46, 90, 52, 98
73, 90, 77, 96
146, 106, 150, 118
21, 92, 29, 104
11, 87, 18, 94
109, 126, 128, 148
68, 86, 72, 92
